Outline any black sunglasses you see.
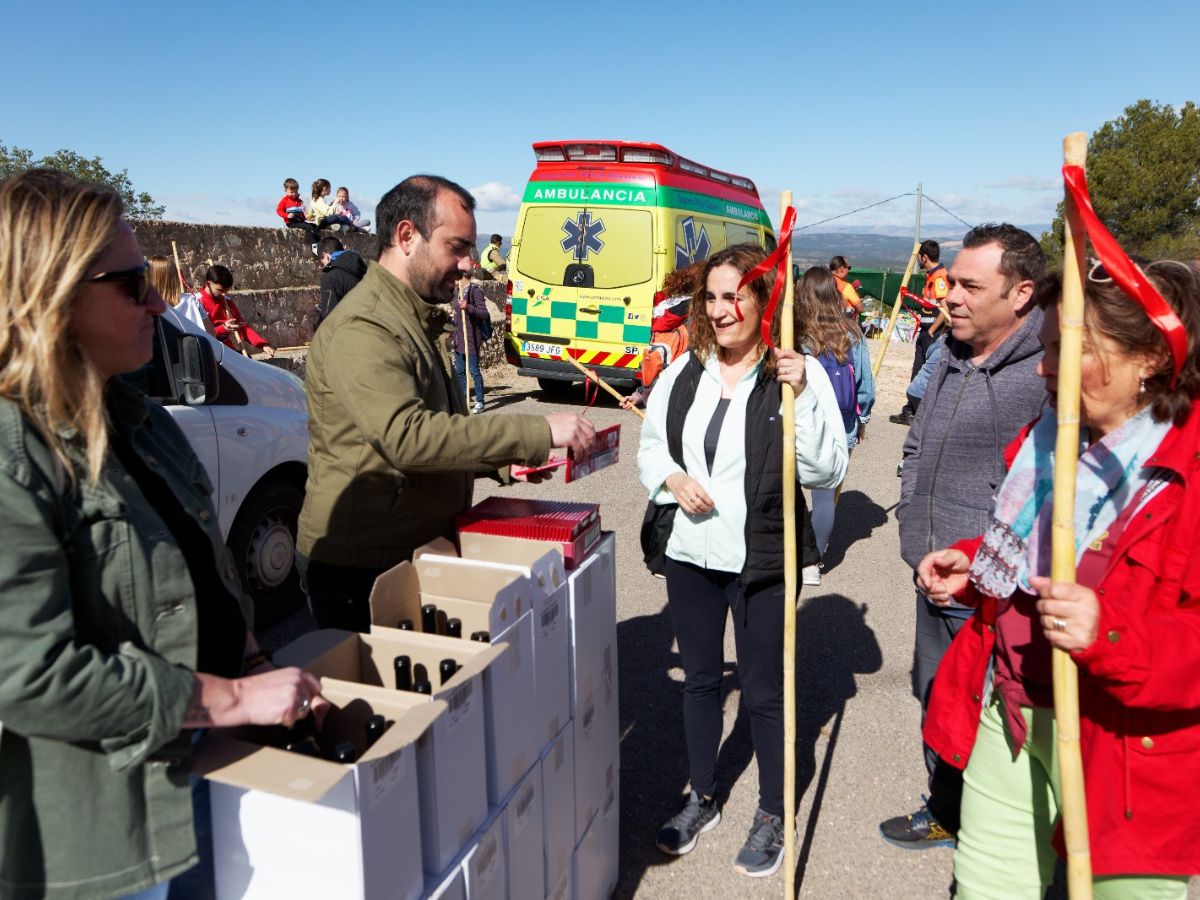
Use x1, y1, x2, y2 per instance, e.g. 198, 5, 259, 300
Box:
89, 261, 152, 306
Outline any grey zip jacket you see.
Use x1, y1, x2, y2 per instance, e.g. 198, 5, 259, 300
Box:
897, 307, 1048, 609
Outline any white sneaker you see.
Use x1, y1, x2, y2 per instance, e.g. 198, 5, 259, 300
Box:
472, 402, 485, 414
802, 565, 821, 586
355, 218, 371, 229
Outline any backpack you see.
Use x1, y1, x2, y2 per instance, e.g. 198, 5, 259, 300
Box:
816, 350, 857, 433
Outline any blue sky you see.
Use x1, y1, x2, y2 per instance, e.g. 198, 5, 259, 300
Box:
7, 0, 1196, 237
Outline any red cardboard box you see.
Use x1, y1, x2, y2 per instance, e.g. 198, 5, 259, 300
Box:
456, 497, 601, 568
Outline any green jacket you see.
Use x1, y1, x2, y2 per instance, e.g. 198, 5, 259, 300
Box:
299, 261, 551, 567
0, 382, 250, 899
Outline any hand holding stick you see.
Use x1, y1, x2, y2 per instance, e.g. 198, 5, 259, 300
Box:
562, 354, 645, 419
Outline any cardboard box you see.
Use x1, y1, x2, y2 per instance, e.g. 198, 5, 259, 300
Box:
372, 555, 540, 805
457, 497, 601, 567
274, 629, 494, 875
502, 763, 545, 900
566, 532, 618, 719
540, 724, 576, 892
462, 812, 507, 900
450, 536, 572, 753
195, 681, 442, 900
573, 772, 619, 900
546, 871, 572, 900
425, 861, 466, 900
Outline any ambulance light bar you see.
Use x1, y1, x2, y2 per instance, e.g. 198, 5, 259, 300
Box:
708, 170, 731, 184
622, 148, 673, 165
535, 147, 566, 162
731, 176, 755, 190
564, 144, 618, 161
679, 159, 709, 177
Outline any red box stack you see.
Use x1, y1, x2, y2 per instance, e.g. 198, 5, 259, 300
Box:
456, 497, 602, 568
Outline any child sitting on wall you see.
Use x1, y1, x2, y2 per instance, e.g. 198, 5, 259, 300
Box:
275, 177, 320, 255
308, 179, 354, 232
333, 186, 371, 233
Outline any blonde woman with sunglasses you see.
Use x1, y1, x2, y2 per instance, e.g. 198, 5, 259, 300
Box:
0, 170, 323, 899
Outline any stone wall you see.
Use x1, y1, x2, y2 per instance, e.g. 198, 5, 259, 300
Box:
132, 220, 377, 290
134, 220, 511, 368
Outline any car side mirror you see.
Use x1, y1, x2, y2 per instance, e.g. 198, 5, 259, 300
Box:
178, 334, 219, 406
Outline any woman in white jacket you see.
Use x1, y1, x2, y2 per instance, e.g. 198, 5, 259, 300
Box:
638, 244, 848, 878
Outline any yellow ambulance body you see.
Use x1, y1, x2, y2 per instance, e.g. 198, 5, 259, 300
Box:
503, 140, 774, 393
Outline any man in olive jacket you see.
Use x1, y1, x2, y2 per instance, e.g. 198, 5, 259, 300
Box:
299, 175, 594, 631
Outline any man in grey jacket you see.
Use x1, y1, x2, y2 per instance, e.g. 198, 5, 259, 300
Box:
880, 223, 1048, 849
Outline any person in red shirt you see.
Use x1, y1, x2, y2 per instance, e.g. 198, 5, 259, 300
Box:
891, 240, 950, 424
275, 177, 320, 255
919, 261, 1200, 898
196, 265, 275, 357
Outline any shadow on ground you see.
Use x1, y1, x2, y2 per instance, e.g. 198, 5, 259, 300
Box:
614, 591, 882, 898
820, 489, 890, 571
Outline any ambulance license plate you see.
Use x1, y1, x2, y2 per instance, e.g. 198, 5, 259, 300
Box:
522, 341, 562, 357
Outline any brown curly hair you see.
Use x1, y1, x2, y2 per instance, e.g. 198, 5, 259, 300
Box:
689, 243, 780, 374
1035, 260, 1200, 427
661, 260, 705, 299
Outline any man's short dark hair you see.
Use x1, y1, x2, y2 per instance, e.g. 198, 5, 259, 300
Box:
961, 223, 1045, 290
828, 255, 849, 271
490, 233, 502, 245
318, 237, 344, 257
376, 175, 476, 256
919, 239, 941, 262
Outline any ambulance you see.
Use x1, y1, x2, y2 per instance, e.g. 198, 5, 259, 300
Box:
503, 140, 775, 394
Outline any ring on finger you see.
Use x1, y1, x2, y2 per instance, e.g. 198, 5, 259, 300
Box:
1052, 617, 1067, 632
296, 696, 311, 715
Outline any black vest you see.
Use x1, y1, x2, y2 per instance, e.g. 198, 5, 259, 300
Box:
664, 354, 819, 589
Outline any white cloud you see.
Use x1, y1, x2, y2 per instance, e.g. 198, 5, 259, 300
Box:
470, 181, 522, 212
978, 175, 1059, 192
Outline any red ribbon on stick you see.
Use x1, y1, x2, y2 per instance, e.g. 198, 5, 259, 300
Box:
1062, 164, 1186, 387
735, 205, 797, 348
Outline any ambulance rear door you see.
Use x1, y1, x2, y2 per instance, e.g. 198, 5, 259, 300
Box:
510, 199, 655, 373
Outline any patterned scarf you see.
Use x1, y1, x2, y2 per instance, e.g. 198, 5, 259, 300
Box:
969, 406, 1169, 599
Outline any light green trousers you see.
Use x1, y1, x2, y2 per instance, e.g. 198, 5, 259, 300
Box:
954, 696, 1188, 900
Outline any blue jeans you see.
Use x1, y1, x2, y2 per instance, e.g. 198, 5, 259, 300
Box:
453, 350, 484, 406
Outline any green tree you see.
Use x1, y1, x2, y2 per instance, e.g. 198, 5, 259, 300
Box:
0, 140, 165, 219
1039, 100, 1200, 265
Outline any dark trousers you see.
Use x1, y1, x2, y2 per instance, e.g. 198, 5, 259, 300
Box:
285, 217, 320, 245
665, 558, 784, 817
912, 590, 969, 832
305, 559, 390, 633
453, 350, 485, 406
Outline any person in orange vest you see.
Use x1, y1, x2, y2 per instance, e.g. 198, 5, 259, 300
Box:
890, 240, 950, 425
829, 255, 863, 317
621, 262, 699, 409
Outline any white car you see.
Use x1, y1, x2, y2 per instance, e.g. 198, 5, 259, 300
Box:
127, 309, 309, 626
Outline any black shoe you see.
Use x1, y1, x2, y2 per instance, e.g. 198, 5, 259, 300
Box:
656, 790, 721, 856
733, 808, 784, 877
889, 408, 914, 425
879, 803, 956, 850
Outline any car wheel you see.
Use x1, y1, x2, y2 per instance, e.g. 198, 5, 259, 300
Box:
227, 479, 304, 628
537, 377, 574, 400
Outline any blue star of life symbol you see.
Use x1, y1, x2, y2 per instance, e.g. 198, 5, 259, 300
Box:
675, 216, 711, 269
561, 211, 606, 261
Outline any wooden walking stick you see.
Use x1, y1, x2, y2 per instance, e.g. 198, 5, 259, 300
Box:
222, 299, 252, 358
779, 191, 799, 900
562, 353, 645, 419
170, 241, 187, 295
1053, 131, 1093, 900
872, 183, 922, 379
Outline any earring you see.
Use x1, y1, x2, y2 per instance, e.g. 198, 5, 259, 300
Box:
1139, 379, 1146, 395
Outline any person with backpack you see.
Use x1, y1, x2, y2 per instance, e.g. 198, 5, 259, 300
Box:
796, 266, 875, 586
452, 269, 492, 413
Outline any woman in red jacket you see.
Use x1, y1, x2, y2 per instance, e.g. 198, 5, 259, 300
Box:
196, 264, 275, 357
918, 260, 1200, 899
